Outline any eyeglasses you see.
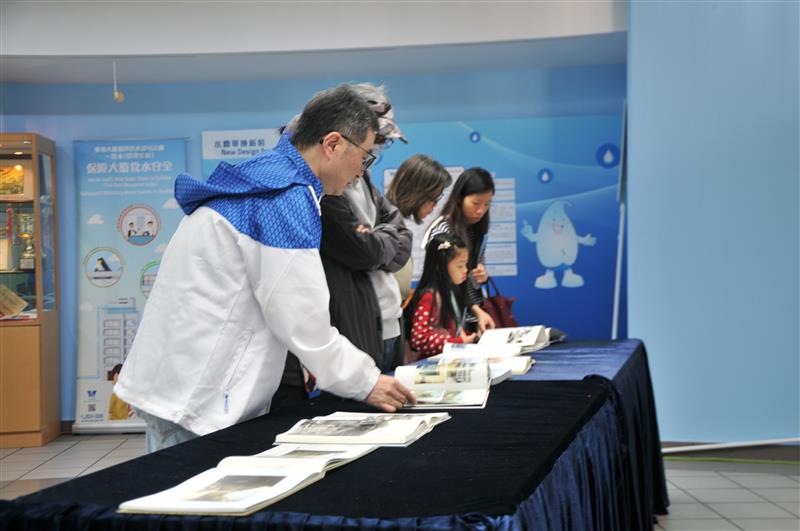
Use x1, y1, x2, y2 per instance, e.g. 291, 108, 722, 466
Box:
374, 135, 394, 149
340, 133, 377, 171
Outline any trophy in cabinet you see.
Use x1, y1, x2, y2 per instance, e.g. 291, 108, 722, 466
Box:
17, 212, 35, 271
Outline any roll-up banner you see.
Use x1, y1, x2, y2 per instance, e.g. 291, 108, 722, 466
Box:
73, 138, 187, 433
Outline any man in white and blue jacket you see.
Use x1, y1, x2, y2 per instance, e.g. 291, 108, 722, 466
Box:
115, 86, 415, 452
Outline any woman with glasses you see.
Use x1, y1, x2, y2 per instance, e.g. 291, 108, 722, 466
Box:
422, 167, 496, 335
385, 154, 453, 300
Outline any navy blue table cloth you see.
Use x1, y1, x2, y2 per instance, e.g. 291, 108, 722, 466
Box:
0, 339, 668, 530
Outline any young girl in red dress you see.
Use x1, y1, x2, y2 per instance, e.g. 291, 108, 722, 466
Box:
406, 233, 477, 358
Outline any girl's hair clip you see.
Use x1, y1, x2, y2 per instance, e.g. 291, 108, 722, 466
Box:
437, 241, 452, 251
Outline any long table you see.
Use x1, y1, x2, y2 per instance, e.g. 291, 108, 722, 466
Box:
524, 339, 670, 529
0, 339, 668, 530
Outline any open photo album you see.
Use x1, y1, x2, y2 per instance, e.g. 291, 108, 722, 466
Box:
274, 411, 451, 446
118, 444, 376, 516
395, 357, 493, 409
477, 325, 565, 355
438, 343, 536, 376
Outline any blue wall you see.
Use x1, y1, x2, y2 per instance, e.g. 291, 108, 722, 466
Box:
628, 3, 799, 441
1, 64, 627, 421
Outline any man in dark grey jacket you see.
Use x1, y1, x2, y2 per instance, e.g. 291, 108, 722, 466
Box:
276, 84, 411, 405
321, 83, 410, 371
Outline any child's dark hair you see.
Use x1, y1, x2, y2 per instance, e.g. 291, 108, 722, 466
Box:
439, 167, 494, 263
404, 233, 469, 334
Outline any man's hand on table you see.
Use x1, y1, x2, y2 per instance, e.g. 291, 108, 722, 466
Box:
365, 375, 416, 412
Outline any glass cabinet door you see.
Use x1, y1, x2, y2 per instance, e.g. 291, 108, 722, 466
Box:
38, 153, 56, 311
0, 134, 55, 321
0, 201, 37, 320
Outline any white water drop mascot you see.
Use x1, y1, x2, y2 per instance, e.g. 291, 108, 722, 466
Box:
520, 200, 596, 289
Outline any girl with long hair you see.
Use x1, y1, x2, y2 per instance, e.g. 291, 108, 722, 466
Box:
406, 233, 477, 359
422, 167, 496, 334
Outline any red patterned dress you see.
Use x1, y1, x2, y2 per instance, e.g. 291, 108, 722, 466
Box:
409, 290, 464, 358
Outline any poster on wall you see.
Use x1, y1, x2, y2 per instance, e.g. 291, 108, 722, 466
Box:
376, 116, 624, 339
201, 128, 280, 178
73, 138, 187, 433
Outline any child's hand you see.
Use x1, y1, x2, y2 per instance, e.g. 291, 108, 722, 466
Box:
460, 330, 477, 344
355, 224, 371, 234
477, 311, 495, 333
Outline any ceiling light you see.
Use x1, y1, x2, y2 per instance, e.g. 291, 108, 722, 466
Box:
113, 60, 125, 103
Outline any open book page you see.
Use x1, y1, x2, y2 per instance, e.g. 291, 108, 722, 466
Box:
218, 444, 377, 473
395, 357, 490, 409
118, 466, 322, 516
478, 325, 550, 354
437, 344, 536, 376
490, 355, 535, 376
489, 364, 513, 384
274, 411, 450, 447
441, 341, 520, 358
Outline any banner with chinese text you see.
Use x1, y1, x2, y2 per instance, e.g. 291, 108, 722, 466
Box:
73, 138, 186, 433
201, 128, 280, 178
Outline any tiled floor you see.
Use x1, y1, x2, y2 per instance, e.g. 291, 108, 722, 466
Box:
655, 460, 800, 531
0, 434, 145, 500
0, 435, 798, 531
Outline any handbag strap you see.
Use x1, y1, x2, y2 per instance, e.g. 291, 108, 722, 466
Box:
485, 276, 500, 297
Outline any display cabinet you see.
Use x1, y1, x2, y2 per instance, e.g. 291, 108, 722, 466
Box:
0, 133, 60, 447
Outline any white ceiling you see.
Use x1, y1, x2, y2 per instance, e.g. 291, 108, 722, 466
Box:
0, 33, 627, 85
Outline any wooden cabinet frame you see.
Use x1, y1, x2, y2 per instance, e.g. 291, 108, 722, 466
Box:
0, 133, 60, 447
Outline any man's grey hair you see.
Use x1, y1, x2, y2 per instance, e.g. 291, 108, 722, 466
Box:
290, 85, 379, 150
285, 82, 406, 147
